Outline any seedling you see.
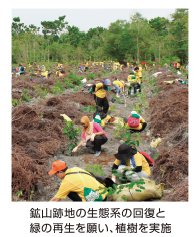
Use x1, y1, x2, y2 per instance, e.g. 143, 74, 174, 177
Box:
86, 164, 104, 176
63, 120, 80, 151
40, 112, 44, 118
16, 190, 23, 198
81, 105, 97, 113
30, 190, 35, 200
160, 169, 165, 178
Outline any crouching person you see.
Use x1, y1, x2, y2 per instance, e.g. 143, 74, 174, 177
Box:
111, 144, 151, 183
123, 111, 147, 133
72, 116, 108, 156
49, 160, 108, 202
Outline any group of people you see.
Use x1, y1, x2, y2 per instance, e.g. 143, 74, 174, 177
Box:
49, 71, 150, 202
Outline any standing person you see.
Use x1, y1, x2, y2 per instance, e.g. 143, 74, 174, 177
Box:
72, 116, 108, 156
111, 144, 151, 183
48, 160, 108, 202
113, 78, 124, 97
135, 66, 142, 92
127, 74, 140, 96
176, 62, 180, 71
90, 79, 111, 115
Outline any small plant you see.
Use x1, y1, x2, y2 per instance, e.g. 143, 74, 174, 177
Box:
22, 89, 31, 102
12, 98, 22, 107
154, 154, 159, 160
112, 95, 124, 104
137, 93, 149, 109
113, 121, 143, 147
97, 178, 146, 199
63, 120, 80, 151
16, 190, 23, 198
51, 85, 63, 94
149, 77, 157, 86
33, 85, 48, 98
30, 190, 35, 200
88, 72, 95, 80
160, 169, 165, 178
40, 112, 44, 118
108, 105, 116, 114
86, 164, 104, 176
132, 103, 143, 114
81, 105, 97, 113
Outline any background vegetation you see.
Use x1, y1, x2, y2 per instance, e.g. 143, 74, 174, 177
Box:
12, 9, 188, 66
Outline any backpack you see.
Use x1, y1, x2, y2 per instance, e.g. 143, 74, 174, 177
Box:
128, 116, 140, 127
139, 151, 154, 166
20, 66, 24, 71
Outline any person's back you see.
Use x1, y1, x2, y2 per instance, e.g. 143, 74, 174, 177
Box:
55, 167, 107, 201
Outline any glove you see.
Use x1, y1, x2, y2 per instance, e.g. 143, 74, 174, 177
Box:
112, 178, 116, 183
107, 87, 111, 91
90, 133, 95, 141
90, 87, 93, 94
72, 147, 78, 152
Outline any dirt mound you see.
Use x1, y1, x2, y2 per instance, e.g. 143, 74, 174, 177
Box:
63, 92, 95, 107
148, 67, 188, 199
12, 94, 92, 200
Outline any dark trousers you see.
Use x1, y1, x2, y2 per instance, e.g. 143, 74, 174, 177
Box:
86, 134, 108, 152
128, 83, 141, 95
94, 95, 109, 114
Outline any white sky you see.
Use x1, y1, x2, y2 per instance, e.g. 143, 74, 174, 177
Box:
12, 8, 177, 33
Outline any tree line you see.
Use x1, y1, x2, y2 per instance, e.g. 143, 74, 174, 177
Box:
12, 9, 188, 66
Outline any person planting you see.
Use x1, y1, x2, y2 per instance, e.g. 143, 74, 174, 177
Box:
48, 160, 108, 202
111, 144, 151, 183
90, 78, 111, 115
127, 73, 140, 96
113, 78, 125, 97
72, 116, 108, 156
123, 111, 147, 133
135, 66, 142, 92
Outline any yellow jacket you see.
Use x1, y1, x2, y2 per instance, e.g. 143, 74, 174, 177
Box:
113, 80, 124, 89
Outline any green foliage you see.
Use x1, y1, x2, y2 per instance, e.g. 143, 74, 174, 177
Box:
40, 112, 44, 118
87, 72, 95, 80
33, 85, 48, 98
96, 178, 146, 199
81, 105, 97, 113
51, 85, 63, 94
149, 77, 158, 86
112, 95, 124, 104
132, 103, 143, 114
22, 89, 31, 102
160, 169, 165, 178
16, 190, 23, 197
12, 98, 22, 107
12, 9, 188, 66
113, 120, 143, 147
154, 154, 159, 160
30, 190, 35, 200
63, 120, 80, 151
108, 105, 116, 113
85, 164, 104, 176
137, 92, 149, 109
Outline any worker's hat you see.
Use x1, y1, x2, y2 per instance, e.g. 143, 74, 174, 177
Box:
48, 160, 67, 175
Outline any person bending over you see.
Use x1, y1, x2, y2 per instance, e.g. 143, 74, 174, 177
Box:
49, 160, 108, 202
72, 116, 108, 156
